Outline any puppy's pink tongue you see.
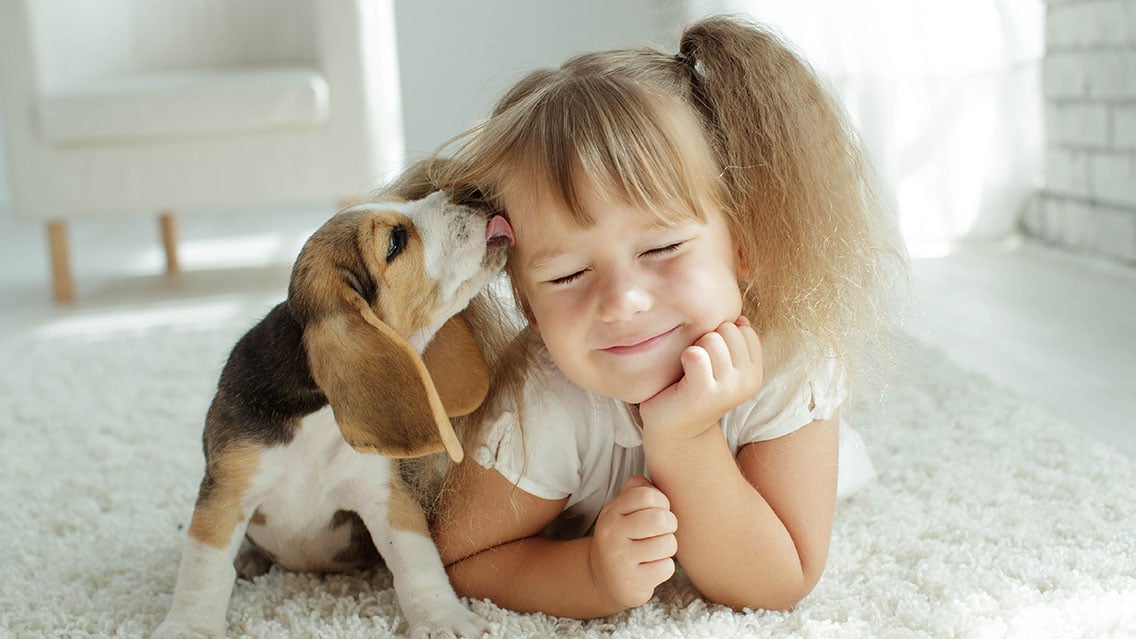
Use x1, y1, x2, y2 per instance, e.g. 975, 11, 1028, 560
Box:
486, 215, 515, 246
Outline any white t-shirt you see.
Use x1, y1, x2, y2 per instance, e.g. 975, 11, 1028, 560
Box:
473, 345, 875, 539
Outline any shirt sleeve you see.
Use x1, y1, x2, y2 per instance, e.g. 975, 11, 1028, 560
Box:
725, 354, 848, 449
472, 368, 588, 501
808, 356, 847, 422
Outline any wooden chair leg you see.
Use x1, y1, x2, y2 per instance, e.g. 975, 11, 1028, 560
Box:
47, 220, 75, 303
159, 211, 180, 274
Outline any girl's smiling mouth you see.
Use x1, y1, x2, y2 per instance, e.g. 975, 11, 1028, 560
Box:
599, 326, 681, 355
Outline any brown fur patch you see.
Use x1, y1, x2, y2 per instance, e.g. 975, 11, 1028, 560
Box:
289, 212, 369, 326
187, 444, 262, 550
305, 310, 449, 458
290, 203, 468, 460
387, 474, 429, 534
373, 219, 442, 337
290, 206, 444, 339
422, 316, 490, 418
250, 509, 267, 527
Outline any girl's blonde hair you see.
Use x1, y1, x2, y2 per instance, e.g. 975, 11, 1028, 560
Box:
391, 16, 905, 452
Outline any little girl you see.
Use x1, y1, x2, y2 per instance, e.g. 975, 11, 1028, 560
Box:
405, 16, 903, 619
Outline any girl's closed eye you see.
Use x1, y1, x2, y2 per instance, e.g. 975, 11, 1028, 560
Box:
548, 268, 588, 286
642, 241, 686, 257
546, 240, 688, 285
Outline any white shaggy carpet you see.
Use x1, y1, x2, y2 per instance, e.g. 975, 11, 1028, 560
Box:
1, 308, 1134, 638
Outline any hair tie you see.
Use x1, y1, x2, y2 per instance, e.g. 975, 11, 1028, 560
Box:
674, 50, 698, 77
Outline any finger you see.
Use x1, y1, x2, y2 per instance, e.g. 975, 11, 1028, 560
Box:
622, 474, 653, 491
679, 344, 713, 386
633, 532, 678, 562
737, 320, 762, 363
716, 321, 752, 367
613, 485, 672, 516
696, 331, 732, 380
622, 508, 678, 540
638, 557, 676, 588
624, 535, 677, 575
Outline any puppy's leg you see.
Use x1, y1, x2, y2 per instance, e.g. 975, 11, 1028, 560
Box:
154, 533, 246, 639
154, 445, 270, 639
347, 469, 488, 639
234, 537, 273, 581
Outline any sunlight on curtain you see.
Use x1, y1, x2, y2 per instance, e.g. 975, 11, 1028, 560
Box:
682, 0, 1045, 254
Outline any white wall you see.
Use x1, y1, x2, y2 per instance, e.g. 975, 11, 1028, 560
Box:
3, 0, 1074, 259
684, 0, 1046, 251
0, 105, 9, 221
1023, 0, 1136, 264
391, 0, 675, 165
0, 2, 673, 223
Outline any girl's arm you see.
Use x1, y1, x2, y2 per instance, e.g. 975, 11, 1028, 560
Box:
433, 460, 677, 619
639, 318, 840, 610
645, 414, 839, 611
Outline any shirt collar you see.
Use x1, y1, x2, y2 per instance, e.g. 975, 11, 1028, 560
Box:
614, 401, 644, 448
537, 344, 644, 448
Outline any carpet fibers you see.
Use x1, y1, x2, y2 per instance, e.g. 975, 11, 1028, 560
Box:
1, 313, 1133, 638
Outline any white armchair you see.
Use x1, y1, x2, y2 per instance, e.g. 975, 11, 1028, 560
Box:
0, 0, 404, 301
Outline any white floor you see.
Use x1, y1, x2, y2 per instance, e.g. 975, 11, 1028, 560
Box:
2, 211, 1133, 457
907, 239, 1136, 457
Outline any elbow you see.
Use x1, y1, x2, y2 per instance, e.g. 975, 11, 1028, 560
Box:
719, 586, 809, 614
710, 567, 824, 613
720, 583, 815, 613
757, 581, 816, 612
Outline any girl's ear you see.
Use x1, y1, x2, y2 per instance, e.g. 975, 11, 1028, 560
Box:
511, 278, 541, 335
524, 309, 541, 337
735, 244, 753, 279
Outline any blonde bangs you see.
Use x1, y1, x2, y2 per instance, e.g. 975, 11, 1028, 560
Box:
457, 68, 722, 229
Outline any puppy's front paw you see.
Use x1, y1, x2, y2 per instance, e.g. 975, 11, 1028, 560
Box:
406, 605, 489, 639
152, 618, 222, 639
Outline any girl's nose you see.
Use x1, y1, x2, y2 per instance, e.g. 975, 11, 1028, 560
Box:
597, 271, 651, 322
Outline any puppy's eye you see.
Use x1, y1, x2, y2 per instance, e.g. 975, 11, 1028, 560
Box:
387, 225, 408, 263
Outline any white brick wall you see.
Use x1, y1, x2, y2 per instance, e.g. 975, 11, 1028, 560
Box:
1117, 104, 1136, 147
1029, 0, 1136, 263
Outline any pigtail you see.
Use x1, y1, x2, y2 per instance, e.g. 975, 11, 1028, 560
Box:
678, 17, 903, 372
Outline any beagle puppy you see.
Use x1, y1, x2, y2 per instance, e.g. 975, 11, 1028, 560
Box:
154, 191, 514, 638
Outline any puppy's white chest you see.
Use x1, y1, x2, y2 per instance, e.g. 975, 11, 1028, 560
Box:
246, 406, 394, 571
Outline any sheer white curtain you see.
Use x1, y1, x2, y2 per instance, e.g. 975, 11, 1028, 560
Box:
681, 0, 1045, 253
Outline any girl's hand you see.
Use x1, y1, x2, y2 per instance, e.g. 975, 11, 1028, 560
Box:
639, 317, 763, 444
588, 475, 678, 610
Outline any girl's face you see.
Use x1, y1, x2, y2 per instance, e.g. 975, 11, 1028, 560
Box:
504, 183, 745, 405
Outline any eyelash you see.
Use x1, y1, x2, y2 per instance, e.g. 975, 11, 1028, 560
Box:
546, 242, 685, 286
646, 242, 684, 256
550, 271, 584, 285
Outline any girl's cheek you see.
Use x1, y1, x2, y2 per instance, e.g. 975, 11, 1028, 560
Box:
526, 290, 574, 335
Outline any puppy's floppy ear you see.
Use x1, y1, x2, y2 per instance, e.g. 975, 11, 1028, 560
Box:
305, 298, 464, 462
422, 314, 490, 418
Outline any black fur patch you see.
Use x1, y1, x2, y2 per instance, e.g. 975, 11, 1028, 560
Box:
330, 510, 381, 567
205, 302, 327, 455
